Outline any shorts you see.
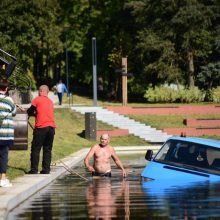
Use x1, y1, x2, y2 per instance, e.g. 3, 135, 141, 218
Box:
92, 171, 111, 177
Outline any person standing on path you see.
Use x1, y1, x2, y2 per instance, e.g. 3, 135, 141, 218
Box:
0, 79, 16, 187
84, 133, 127, 178
27, 85, 56, 174
56, 79, 68, 105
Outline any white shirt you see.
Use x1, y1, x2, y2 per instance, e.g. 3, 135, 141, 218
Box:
57, 84, 62, 93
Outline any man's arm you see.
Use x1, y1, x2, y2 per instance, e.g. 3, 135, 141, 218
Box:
111, 148, 127, 177
84, 146, 96, 172
63, 84, 68, 93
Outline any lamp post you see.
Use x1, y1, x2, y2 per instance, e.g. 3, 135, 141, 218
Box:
92, 37, 97, 106
65, 34, 69, 96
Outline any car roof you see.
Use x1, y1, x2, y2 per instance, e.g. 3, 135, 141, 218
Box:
167, 136, 220, 148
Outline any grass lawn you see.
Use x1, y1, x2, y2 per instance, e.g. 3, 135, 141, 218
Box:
129, 114, 220, 129
67, 93, 217, 107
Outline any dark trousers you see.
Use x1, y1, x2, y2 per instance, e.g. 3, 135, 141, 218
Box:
30, 127, 55, 173
57, 93, 62, 105
0, 145, 8, 173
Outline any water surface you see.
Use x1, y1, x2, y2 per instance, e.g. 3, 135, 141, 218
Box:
7, 155, 220, 219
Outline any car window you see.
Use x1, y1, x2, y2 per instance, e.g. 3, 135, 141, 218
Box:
154, 139, 220, 175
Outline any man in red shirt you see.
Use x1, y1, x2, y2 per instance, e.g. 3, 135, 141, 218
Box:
27, 85, 56, 174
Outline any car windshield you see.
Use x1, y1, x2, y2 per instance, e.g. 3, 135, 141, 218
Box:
154, 139, 220, 175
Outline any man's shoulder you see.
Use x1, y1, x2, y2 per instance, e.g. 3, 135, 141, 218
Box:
107, 144, 113, 148
91, 144, 99, 149
32, 96, 53, 106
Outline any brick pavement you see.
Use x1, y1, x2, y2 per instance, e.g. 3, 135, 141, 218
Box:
106, 105, 220, 115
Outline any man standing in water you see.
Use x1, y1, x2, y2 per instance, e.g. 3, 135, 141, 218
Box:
84, 133, 127, 177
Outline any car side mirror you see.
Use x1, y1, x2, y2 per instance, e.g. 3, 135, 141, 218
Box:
145, 150, 153, 161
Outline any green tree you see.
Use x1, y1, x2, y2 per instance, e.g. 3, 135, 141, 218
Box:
0, 0, 63, 87
127, 0, 219, 91
197, 62, 220, 100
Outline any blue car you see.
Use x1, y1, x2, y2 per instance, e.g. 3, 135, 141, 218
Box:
141, 136, 220, 182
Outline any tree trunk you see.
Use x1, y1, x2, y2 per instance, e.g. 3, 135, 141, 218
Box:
187, 51, 195, 87
33, 50, 43, 86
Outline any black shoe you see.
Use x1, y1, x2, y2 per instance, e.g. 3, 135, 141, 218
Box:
40, 170, 50, 174
28, 170, 38, 174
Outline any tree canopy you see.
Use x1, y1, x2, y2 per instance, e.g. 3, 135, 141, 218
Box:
0, 0, 219, 101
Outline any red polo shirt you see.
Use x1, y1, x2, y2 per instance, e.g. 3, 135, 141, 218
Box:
32, 95, 56, 128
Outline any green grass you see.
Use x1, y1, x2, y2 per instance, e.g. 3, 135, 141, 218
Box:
64, 94, 218, 107
7, 108, 149, 180
129, 114, 220, 129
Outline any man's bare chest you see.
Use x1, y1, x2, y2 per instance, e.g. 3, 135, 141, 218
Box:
94, 147, 111, 159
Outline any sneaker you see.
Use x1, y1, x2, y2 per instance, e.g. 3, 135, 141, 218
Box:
0, 179, 12, 187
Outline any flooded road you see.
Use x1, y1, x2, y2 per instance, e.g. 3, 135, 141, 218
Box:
7, 155, 220, 219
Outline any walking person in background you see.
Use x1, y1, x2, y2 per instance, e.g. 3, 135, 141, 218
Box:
56, 79, 68, 105
84, 133, 127, 178
27, 85, 56, 174
0, 79, 16, 187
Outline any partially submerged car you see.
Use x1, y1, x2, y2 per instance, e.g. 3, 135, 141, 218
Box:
141, 136, 220, 182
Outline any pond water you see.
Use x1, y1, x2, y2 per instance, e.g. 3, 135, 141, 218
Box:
7, 155, 220, 220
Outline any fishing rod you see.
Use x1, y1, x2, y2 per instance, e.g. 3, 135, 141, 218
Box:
59, 160, 88, 181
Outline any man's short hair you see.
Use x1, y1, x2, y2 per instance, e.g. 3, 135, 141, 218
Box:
0, 79, 8, 90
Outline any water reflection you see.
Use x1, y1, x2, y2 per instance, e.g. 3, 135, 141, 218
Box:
141, 180, 220, 219
86, 178, 130, 219
7, 159, 220, 219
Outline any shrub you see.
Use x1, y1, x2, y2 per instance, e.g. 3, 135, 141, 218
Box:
144, 86, 204, 103
179, 87, 204, 103
211, 87, 220, 103
144, 86, 179, 103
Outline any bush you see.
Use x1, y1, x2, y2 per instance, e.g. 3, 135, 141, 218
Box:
144, 86, 204, 103
179, 87, 204, 103
144, 86, 179, 103
211, 87, 220, 103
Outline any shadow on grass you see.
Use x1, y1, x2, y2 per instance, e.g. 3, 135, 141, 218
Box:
77, 130, 85, 138
8, 166, 27, 174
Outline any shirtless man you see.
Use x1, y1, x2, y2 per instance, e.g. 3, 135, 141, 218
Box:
84, 133, 127, 177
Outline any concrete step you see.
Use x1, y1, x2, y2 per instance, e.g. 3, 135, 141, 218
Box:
71, 106, 171, 144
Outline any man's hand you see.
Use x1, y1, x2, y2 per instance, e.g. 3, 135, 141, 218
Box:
87, 166, 95, 172
122, 169, 127, 178
15, 104, 26, 112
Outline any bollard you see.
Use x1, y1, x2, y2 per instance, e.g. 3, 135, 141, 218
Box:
85, 112, 96, 140
68, 93, 73, 106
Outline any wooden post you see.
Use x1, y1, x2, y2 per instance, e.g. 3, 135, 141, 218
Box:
122, 57, 127, 106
